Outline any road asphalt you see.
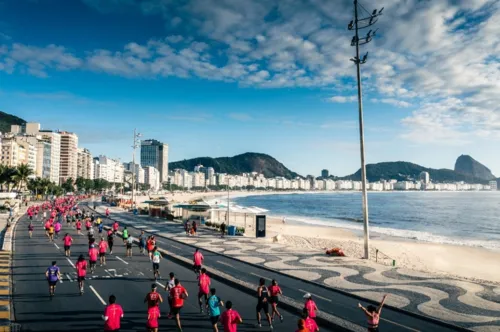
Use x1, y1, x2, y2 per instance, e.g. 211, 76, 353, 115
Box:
11, 214, 337, 332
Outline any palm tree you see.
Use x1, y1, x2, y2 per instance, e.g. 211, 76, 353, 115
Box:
12, 164, 34, 192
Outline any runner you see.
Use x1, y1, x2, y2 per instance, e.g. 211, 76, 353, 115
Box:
256, 278, 273, 329
63, 233, 73, 257
147, 306, 160, 332
295, 319, 309, 332
269, 279, 284, 322
98, 220, 104, 234
169, 278, 188, 332
45, 261, 61, 297
105, 208, 110, 218
303, 293, 318, 319
192, 220, 197, 236
89, 244, 99, 273
112, 220, 119, 234
76, 220, 82, 235
138, 231, 146, 255
144, 283, 163, 308
126, 236, 133, 257
54, 221, 62, 239
193, 248, 204, 276
107, 229, 114, 254
221, 301, 243, 332
99, 237, 108, 266
103, 295, 124, 332
359, 294, 387, 332
122, 226, 129, 245
302, 309, 319, 332
165, 272, 176, 319
44, 219, 51, 238
66, 213, 71, 226
75, 254, 87, 295
151, 247, 162, 280
207, 288, 223, 332
48, 223, 55, 242
198, 268, 211, 313
85, 219, 92, 231
146, 236, 155, 261
28, 222, 34, 239
91, 213, 95, 223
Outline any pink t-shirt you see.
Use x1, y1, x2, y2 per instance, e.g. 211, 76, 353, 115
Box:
194, 252, 204, 265
221, 309, 241, 332
198, 274, 210, 294
113, 223, 119, 231
103, 304, 123, 331
305, 317, 319, 331
147, 306, 160, 328
89, 248, 98, 261
305, 299, 317, 318
99, 241, 108, 253
55, 223, 61, 232
64, 236, 73, 246
76, 260, 87, 277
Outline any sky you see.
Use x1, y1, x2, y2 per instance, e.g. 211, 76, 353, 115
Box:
0, 0, 499, 177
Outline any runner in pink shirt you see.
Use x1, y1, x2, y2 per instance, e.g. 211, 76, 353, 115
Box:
103, 295, 123, 331
193, 248, 204, 275
75, 255, 87, 295
220, 301, 242, 332
303, 294, 318, 319
113, 221, 119, 233
147, 306, 160, 332
63, 233, 73, 257
302, 309, 319, 331
88, 246, 99, 273
198, 268, 211, 313
99, 238, 108, 266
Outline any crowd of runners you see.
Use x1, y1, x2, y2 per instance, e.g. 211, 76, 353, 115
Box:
27, 197, 387, 332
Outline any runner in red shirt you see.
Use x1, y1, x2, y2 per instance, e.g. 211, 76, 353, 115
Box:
63, 233, 73, 257
99, 238, 108, 266
147, 306, 160, 332
302, 309, 319, 332
103, 295, 123, 331
220, 301, 243, 332
304, 294, 318, 319
76, 220, 82, 235
75, 255, 87, 295
169, 278, 188, 331
88, 246, 99, 273
269, 279, 284, 322
198, 268, 211, 313
144, 284, 163, 308
112, 220, 119, 233
193, 248, 204, 275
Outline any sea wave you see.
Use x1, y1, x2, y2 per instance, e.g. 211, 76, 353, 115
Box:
270, 214, 500, 251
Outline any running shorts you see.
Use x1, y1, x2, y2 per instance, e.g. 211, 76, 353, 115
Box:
152, 263, 160, 270
64, 245, 70, 251
256, 301, 269, 314
270, 296, 279, 304
77, 276, 85, 282
48, 280, 58, 286
99, 252, 106, 257
210, 315, 220, 325
171, 306, 182, 315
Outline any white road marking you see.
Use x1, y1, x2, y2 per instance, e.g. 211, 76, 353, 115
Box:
134, 225, 147, 229
250, 272, 269, 280
381, 318, 421, 331
66, 257, 76, 269
53, 243, 60, 249
105, 269, 123, 277
115, 256, 129, 265
170, 244, 181, 249
155, 281, 166, 288
59, 277, 63, 284
66, 274, 73, 282
89, 285, 107, 305
145, 229, 159, 233
298, 289, 332, 302
217, 260, 234, 268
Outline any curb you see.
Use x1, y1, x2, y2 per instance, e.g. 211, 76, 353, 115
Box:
88, 204, 471, 332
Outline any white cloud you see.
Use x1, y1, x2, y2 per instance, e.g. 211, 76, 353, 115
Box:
166, 35, 183, 43
328, 96, 357, 103
371, 98, 412, 108
228, 113, 252, 121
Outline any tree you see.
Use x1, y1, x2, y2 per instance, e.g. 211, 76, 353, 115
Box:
139, 183, 150, 191
61, 178, 74, 193
84, 179, 94, 193
75, 177, 86, 192
12, 164, 34, 191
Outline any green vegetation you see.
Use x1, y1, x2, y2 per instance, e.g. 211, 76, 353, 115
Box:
0, 111, 26, 134
169, 152, 301, 179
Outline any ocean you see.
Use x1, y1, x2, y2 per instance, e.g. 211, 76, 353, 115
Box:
233, 191, 500, 250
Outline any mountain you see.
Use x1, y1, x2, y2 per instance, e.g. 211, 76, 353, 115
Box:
343, 161, 489, 184
169, 152, 301, 179
454, 155, 495, 181
0, 111, 26, 134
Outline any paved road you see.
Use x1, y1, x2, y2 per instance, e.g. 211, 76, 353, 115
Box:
12, 214, 335, 332
87, 203, 470, 332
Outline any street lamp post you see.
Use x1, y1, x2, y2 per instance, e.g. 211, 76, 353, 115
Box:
348, 1, 383, 259
131, 129, 141, 208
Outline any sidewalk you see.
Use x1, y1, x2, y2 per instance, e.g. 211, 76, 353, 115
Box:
98, 204, 500, 331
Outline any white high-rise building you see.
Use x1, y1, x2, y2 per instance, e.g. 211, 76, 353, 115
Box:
0, 136, 20, 167
77, 148, 94, 179
419, 171, 430, 184
59, 131, 78, 184
489, 180, 498, 191
93, 155, 123, 183
36, 139, 51, 179
23, 123, 60, 184
144, 166, 160, 190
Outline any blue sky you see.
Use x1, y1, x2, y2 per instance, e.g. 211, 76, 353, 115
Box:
0, 0, 499, 177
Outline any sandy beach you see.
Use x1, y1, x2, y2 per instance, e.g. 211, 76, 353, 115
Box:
127, 190, 500, 284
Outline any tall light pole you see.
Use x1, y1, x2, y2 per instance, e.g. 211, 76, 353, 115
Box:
227, 177, 230, 227
348, 1, 383, 259
131, 129, 142, 208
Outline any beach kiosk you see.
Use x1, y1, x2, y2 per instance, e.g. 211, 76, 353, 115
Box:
143, 199, 170, 218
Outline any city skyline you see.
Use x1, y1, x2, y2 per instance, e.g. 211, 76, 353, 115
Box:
1, 0, 499, 176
